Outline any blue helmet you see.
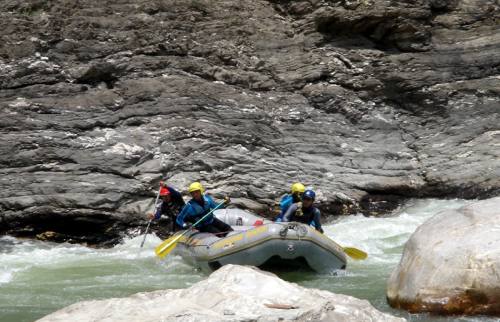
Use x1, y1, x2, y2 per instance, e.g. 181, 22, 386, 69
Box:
303, 189, 316, 200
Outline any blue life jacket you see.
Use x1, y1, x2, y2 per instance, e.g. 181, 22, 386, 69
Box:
276, 194, 296, 221
176, 195, 220, 227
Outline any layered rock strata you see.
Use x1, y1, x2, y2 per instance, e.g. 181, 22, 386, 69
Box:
0, 0, 498, 243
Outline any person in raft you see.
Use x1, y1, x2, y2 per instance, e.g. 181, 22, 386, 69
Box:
275, 182, 306, 222
283, 189, 324, 233
148, 183, 185, 232
176, 182, 233, 237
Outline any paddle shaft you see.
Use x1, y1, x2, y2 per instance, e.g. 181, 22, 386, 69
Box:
140, 183, 163, 248
156, 201, 225, 255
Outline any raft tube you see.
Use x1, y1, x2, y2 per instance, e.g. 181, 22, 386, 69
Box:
171, 209, 347, 274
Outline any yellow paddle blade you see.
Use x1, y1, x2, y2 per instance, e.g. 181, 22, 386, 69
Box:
155, 234, 182, 258
343, 247, 368, 260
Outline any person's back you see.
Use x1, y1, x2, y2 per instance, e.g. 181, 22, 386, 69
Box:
275, 182, 305, 222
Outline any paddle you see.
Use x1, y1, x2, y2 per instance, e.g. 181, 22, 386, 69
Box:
155, 201, 225, 258
140, 181, 163, 248
342, 246, 367, 260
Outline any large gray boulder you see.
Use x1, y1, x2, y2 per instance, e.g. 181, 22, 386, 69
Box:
387, 197, 500, 315
38, 264, 405, 322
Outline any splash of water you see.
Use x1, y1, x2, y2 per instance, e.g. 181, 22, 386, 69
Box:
0, 199, 496, 322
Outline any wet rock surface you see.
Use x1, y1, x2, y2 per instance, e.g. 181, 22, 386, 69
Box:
0, 0, 499, 244
387, 197, 500, 315
37, 264, 406, 322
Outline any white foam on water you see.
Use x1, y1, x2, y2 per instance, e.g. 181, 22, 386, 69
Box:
0, 270, 14, 284
324, 199, 470, 266
2, 199, 490, 322
0, 233, 169, 287
106, 233, 163, 259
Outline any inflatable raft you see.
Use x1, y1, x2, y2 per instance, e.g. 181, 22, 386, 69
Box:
171, 209, 347, 274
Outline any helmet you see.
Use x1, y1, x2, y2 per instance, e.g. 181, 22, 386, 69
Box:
303, 189, 316, 200
159, 187, 170, 196
291, 182, 305, 194
188, 182, 204, 193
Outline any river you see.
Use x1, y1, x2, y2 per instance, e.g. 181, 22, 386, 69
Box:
0, 199, 497, 322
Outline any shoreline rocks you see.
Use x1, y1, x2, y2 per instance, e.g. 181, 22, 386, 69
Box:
38, 264, 406, 322
387, 197, 500, 316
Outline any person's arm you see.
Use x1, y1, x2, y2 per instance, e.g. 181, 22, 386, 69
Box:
283, 203, 298, 222
207, 195, 225, 210
176, 203, 191, 228
205, 195, 222, 225
168, 186, 185, 206
153, 201, 164, 220
313, 209, 324, 233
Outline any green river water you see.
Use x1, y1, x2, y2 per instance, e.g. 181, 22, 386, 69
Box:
0, 199, 497, 322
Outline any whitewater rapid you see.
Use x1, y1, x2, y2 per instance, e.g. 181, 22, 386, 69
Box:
1, 199, 496, 322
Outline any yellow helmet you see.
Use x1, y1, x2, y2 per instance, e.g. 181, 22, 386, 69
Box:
291, 182, 305, 194
188, 182, 204, 193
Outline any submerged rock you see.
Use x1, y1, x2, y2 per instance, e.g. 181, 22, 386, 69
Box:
38, 264, 405, 322
387, 197, 500, 315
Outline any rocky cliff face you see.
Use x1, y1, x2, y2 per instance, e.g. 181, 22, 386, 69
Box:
1, 0, 499, 244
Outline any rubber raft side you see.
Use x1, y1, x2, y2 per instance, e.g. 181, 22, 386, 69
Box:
172, 220, 347, 274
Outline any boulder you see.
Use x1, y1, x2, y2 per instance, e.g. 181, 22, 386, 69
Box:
38, 265, 405, 322
387, 197, 500, 315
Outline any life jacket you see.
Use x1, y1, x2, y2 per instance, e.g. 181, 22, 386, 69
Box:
185, 195, 215, 225
279, 195, 293, 213
291, 203, 318, 225
161, 199, 183, 219
278, 194, 302, 219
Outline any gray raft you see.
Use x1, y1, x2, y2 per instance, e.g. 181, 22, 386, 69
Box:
171, 209, 347, 274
